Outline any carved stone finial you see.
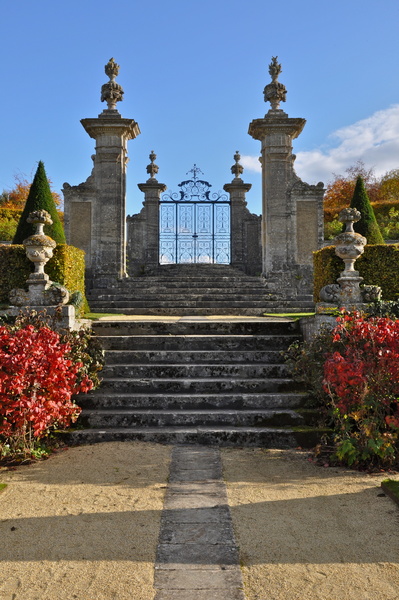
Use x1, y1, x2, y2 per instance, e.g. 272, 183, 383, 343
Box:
269, 56, 282, 82
146, 151, 159, 180
101, 57, 124, 111
105, 57, 119, 81
231, 151, 244, 180
263, 56, 287, 111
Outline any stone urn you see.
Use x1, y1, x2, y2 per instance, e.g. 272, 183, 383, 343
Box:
334, 208, 366, 304
23, 210, 56, 284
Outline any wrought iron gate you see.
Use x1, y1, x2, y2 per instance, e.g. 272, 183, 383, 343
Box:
159, 166, 231, 264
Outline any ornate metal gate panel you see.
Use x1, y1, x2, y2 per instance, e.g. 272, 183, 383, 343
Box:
160, 166, 230, 264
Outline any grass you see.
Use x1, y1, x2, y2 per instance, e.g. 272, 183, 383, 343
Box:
0, 483, 7, 493
263, 312, 315, 320
84, 312, 126, 320
381, 479, 399, 506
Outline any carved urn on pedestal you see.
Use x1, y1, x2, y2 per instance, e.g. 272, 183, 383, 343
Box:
334, 208, 366, 305
23, 210, 56, 294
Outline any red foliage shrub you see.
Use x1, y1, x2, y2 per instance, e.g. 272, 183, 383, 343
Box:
0, 325, 93, 442
323, 313, 399, 467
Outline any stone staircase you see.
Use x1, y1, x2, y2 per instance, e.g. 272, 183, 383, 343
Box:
87, 264, 314, 315
69, 318, 318, 447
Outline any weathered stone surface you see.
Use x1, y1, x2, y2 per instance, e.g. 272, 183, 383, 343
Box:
161, 506, 231, 525
159, 522, 235, 545
154, 446, 244, 599
154, 590, 245, 600
154, 568, 243, 589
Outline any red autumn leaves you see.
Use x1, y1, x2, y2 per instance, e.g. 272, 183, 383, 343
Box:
0, 325, 93, 440
324, 314, 399, 429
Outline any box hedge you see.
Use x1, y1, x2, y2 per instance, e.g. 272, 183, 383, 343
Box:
0, 244, 89, 316
314, 244, 399, 302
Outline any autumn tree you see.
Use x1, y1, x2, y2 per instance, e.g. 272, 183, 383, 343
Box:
324, 161, 379, 222
350, 176, 384, 244
13, 161, 66, 244
0, 173, 62, 210
379, 169, 399, 203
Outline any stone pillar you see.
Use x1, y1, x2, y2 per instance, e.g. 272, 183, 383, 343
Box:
248, 57, 324, 294
136, 152, 166, 271
223, 152, 254, 273
63, 59, 140, 287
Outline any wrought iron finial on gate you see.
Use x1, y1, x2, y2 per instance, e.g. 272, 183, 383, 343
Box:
186, 164, 204, 181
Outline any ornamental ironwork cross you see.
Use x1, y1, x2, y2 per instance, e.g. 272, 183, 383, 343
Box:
186, 164, 204, 181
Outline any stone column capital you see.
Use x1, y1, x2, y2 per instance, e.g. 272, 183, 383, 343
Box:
81, 117, 141, 141
138, 181, 167, 196
248, 116, 306, 142
223, 181, 252, 195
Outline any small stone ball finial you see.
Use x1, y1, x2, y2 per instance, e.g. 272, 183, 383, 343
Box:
146, 150, 159, 180
231, 151, 244, 180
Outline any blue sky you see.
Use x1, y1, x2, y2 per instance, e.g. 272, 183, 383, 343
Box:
1, 0, 399, 215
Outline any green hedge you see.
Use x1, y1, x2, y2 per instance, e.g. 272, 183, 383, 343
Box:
314, 244, 399, 302
0, 244, 89, 316
0, 208, 20, 241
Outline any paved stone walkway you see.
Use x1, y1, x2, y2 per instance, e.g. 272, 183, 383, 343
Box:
154, 446, 245, 600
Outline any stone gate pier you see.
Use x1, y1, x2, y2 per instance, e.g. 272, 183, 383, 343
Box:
249, 57, 324, 296
63, 58, 140, 287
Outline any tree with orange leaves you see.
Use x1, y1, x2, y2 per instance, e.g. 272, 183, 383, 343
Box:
0, 173, 62, 211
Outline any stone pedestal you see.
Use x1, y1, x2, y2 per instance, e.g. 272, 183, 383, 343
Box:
135, 179, 167, 271
224, 179, 252, 271
223, 153, 262, 275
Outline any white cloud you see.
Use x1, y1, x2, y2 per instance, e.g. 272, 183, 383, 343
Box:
241, 154, 262, 173
242, 105, 399, 185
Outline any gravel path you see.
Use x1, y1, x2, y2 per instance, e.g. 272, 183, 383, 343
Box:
222, 448, 399, 600
1, 443, 399, 600
0, 442, 171, 600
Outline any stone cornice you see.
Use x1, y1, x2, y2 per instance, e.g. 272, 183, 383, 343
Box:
223, 182, 252, 193
248, 116, 306, 141
81, 117, 141, 140
138, 182, 167, 193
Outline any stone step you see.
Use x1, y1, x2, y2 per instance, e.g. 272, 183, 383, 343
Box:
66, 426, 302, 448
90, 291, 271, 301
97, 334, 298, 351
92, 320, 299, 335
104, 349, 284, 364
90, 300, 281, 309
80, 408, 305, 428
98, 377, 297, 394
68, 315, 319, 448
78, 392, 307, 410
88, 306, 314, 316
101, 363, 290, 379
